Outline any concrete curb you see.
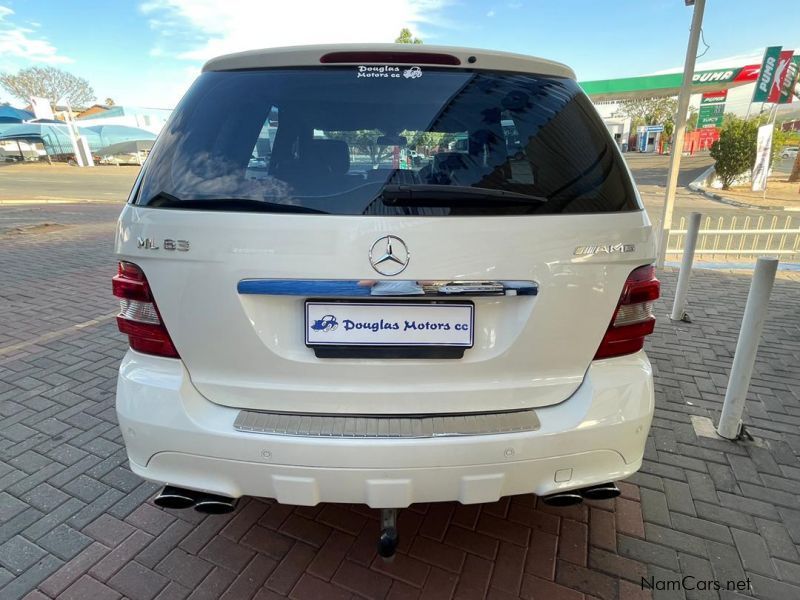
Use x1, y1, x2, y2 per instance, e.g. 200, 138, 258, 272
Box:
687, 165, 799, 211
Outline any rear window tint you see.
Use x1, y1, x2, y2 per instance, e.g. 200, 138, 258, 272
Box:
137, 68, 639, 216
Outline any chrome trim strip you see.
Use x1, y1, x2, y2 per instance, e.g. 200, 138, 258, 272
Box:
237, 279, 537, 297
233, 409, 540, 438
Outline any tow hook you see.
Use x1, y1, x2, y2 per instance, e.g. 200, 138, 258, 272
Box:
378, 508, 399, 561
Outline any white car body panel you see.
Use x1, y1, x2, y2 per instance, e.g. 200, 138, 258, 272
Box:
115, 207, 655, 414
117, 349, 654, 506
202, 43, 576, 79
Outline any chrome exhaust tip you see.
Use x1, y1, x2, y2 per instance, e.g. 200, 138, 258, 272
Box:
154, 485, 199, 510
540, 492, 584, 507
194, 493, 238, 514
580, 483, 620, 501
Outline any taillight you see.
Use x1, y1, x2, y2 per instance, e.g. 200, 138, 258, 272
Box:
594, 265, 660, 360
113, 261, 179, 358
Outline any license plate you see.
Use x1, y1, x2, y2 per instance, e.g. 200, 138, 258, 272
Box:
305, 302, 474, 347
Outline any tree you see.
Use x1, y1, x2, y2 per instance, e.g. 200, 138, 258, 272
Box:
614, 96, 697, 136
0, 66, 95, 109
105, 97, 115, 106
686, 109, 699, 132
788, 128, 800, 183
395, 28, 422, 44
406, 131, 455, 154
663, 120, 674, 141
710, 115, 758, 189
325, 130, 393, 166
790, 151, 800, 183
614, 97, 679, 129
767, 122, 789, 170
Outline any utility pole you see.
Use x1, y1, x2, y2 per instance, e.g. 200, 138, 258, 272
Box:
657, 0, 707, 268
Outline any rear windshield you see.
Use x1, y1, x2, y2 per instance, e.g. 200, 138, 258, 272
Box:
137, 67, 639, 216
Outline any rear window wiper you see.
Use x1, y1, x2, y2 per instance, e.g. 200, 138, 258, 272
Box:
379, 184, 548, 207
144, 192, 328, 214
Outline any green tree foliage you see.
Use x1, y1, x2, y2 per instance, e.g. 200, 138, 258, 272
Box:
710, 116, 757, 189
709, 114, 787, 190
769, 125, 789, 169
686, 109, 699, 131
325, 130, 393, 165
614, 97, 697, 145
790, 151, 800, 183
395, 28, 422, 44
405, 131, 454, 153
0, 66, 95, 108
326, 129, 456, 166
614, 97, 679, 129
788, 128, 800, 182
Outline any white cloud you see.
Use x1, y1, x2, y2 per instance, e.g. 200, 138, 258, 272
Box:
116, 65, 200, 108
0, 5, 73, 65
487, 9, 495, 18
141, 0, 450, 62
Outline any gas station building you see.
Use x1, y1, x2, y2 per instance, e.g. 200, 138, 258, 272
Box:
579, 63, 762, 152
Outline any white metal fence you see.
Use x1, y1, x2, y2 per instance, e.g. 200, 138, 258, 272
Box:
667, 213, 800, 262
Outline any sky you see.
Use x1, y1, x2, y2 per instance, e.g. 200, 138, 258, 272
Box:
0, 0, 798, 109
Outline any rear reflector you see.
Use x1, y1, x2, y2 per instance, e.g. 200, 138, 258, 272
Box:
594, 265, 660, 360
320, 51, 461, 65
113, 261, 179, 358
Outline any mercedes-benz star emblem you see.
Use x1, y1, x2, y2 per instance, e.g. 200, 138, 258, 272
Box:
369, 235, 410, 276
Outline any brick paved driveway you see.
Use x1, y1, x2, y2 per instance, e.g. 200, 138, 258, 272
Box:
1, 201, 799, 600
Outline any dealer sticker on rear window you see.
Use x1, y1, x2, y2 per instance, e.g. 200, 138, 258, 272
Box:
357, 65, 422, 79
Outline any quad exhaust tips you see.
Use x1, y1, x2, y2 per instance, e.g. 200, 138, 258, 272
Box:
154, 486, 238, 514
580, 482, 621, 501
540, 482, 620, 506
540, 491, 583, 506
154, 485, 198, 510
194, 494, 238, 515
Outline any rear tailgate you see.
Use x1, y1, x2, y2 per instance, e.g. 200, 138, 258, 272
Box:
116, 206, 654, 414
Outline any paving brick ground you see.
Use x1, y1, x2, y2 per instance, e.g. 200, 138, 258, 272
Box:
1, 201, 799, 600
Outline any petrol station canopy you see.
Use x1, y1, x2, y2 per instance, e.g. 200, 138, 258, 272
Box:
579, 64, 761, 101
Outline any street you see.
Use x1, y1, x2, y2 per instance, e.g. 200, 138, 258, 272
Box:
0, 163, 137, 205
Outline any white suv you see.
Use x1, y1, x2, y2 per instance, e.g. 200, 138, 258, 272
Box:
114, 44, 658, 550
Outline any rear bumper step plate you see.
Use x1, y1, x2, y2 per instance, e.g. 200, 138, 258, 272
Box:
233, 408, 540, 438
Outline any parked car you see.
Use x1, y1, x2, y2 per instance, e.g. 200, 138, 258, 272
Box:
113, 44, 658, 557
781, 146, 798, 159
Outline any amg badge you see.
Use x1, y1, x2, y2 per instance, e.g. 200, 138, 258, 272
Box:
574, 243, 635, 256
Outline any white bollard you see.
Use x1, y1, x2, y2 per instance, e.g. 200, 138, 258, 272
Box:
657, 227, 670, 269
670, 212, 702, 321
716, 257, 779, 440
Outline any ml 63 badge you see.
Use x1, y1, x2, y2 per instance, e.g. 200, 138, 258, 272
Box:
137, 237, 190, 251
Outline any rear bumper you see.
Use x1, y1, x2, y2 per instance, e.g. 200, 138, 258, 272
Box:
116, 350, 654, 507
